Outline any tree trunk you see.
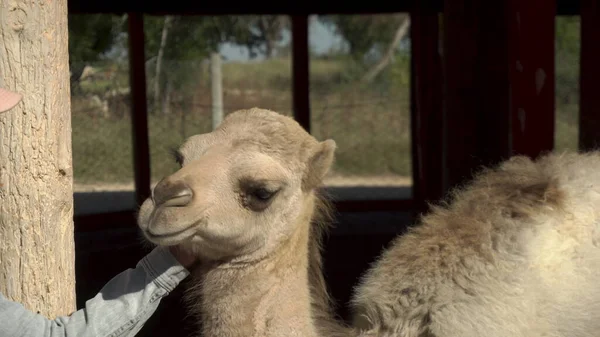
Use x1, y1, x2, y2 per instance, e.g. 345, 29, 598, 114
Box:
264, 38, 274, 59
361, 17, 411, 83
0, 0, 76, 318
154, 15, 174, 114
161, 77, 172, 115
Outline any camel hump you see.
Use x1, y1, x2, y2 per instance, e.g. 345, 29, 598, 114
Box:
441, 154, 566, 223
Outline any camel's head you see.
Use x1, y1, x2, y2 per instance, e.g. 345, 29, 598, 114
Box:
137, 108, 336, 261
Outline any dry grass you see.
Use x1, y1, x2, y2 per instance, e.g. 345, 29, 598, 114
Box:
71, 56, 412, 188
70, 54, 578, 191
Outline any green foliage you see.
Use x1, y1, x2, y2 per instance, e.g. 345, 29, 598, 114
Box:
142, 15, 291, 112
67, 14, 583, 186
68, 14, 122, 65
144, 16, 218, 61
555, 16, 580, 108
390, 52, 411, 89
554, 16, 581, 152
319, 14, 408, 62
227, 16, 289, 58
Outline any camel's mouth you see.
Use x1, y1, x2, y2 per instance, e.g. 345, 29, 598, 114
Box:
140, 203, 204, 246
143, 222, 200, 246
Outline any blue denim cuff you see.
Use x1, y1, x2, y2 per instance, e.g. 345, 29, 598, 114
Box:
139, 246, 190, 292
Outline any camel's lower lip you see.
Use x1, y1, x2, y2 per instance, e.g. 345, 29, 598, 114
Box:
144, 221, 200, 244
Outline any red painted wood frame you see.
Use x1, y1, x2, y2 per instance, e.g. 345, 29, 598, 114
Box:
442, 0, 555, 192
579, 0, 600, 151
71, 8, 428, 231
128, 14, 152, 207
410, 3, 444, 213
508, 0, 556, 158
67, 1, 578, 230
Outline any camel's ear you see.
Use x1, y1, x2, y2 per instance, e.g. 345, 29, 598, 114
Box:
303, 139, 336, 190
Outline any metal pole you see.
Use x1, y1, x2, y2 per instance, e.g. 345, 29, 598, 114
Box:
211, 52, 223, 130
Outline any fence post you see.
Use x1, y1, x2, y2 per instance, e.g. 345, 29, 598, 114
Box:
211, 52, 223, 130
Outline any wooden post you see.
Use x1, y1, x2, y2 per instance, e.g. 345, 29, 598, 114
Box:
211, 52, 223, 130
0, 0, 76, 317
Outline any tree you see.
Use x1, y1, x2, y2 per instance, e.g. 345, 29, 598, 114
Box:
229, 16, 288, 59
153, 16, 175, 114
144, 15, 225, 114
361, 16, 411, 82
555, 16, 580, 108
67, 14, 289, 114
254, 16, 287, 58
143, 15, 288, 114
0, 0, 76, 318
68, 14, 122, 91
320, 14, 408, 61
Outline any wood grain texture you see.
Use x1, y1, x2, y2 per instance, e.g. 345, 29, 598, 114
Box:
0, 0, 75, 318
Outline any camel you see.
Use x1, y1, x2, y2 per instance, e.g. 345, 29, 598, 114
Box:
351, 152, 600, 336
137, 107, 600, 337
137, 107, 354, 337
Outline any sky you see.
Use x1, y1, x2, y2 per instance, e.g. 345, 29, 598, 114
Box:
105, 16, 410, 64
218, 16, 344, 62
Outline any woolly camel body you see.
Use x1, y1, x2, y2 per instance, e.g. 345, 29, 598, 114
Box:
352, 152, 600, 336
137, 108, 600, 337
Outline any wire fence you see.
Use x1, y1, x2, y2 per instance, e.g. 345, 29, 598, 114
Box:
69, 15, 581, 194
71, 57, 413, 192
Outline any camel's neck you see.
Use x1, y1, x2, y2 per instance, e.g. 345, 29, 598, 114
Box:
190, 201, 317, 337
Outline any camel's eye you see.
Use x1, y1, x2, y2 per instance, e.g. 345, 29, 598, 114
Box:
169, 148, 184, 167
244, 186, 279, 212
239, 179, 281, 212
251, 187, 277, 201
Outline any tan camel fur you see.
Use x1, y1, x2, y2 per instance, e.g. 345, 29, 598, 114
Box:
138, 107, 600, 337
137, 108, 353, 337
351, 152, 600, 337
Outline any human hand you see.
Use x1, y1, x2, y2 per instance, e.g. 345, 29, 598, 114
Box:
169, 245, 198, 270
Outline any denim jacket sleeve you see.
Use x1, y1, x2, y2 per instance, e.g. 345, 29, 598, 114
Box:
0, 246, 189, 337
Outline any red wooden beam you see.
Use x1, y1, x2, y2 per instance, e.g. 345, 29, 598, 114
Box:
579, 0, 600, 151
291, 15, 311, 132
410, 6, 444, 212
442, 0, 555, 193
508, 0, 556, 157
443, 0, 509, 192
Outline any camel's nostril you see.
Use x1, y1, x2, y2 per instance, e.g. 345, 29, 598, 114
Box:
162, 190, 193, 207
153, 179, 193, 207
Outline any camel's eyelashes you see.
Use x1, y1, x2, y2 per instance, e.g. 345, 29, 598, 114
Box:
240, 184, 280, 212
169, 147, 185, 167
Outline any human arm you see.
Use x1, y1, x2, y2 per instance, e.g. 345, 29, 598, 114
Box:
0, 246, 191, 337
